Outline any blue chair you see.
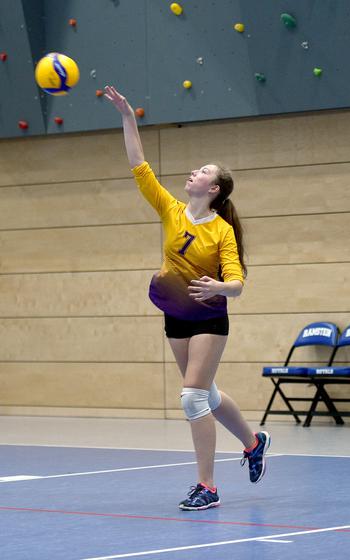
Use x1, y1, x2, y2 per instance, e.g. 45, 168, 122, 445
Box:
260, 322, 339, 426
301, 325, 350, 426
307, 325, 350, 376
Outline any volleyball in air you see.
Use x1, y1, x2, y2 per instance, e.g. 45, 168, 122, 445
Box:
35, 52, 80, 95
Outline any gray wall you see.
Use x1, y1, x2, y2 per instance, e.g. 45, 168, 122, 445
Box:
1, 0, 350, 139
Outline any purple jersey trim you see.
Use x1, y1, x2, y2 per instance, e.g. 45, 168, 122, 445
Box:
149, 274, 228, 321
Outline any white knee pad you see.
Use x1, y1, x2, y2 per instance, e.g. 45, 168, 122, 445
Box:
208, 382, 222, 411
181, 388, 210, 421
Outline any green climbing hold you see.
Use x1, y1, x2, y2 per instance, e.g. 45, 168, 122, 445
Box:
281, 13, 297, 28
254, 73, 266, 83
313, 67, 323, 76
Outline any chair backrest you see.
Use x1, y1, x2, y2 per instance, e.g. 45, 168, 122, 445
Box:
328, 324, 350, 365
284, 322, 339, 366
337, 325, 350, 348
294, 322, 338, 348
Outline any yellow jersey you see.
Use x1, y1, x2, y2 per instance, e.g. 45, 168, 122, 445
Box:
132, 161, 244, 320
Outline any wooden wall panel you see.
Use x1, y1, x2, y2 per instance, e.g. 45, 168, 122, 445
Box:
0, 363, 164, 409
0, 270, 159, 317
0, 224, 161, 273
161, 162, 350, 218
244, 213, 350, 265
0, 129, 159, 186
234, 164, 350, 218
230, 263, 350, 314
0, 178, 159, 230
0, 317, 163, 362
164, 313, 350, 363
160, 111, 350, 174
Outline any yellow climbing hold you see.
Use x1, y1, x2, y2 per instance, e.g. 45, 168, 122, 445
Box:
170, 3, 183, 16
183, 80, 192, 89
234, 23, 245, 33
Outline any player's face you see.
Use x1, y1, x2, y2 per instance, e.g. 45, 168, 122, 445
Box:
185, 164, 219, 197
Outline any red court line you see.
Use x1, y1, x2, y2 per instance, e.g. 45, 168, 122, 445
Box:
1, 506, 350, 532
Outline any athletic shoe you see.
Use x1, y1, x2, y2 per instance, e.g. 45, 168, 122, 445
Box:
240, 431, 271, 483
179, 483, 220, 511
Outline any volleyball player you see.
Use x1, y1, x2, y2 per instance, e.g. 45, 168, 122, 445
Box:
104, 85, 271, 511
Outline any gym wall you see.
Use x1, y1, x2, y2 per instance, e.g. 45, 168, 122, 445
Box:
0, 0, 349, 419
0, 109, 349, 419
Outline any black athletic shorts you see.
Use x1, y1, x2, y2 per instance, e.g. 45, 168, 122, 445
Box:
164, 313, 229, 338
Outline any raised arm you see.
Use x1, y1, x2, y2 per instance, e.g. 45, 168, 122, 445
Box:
104, 85, 144, 168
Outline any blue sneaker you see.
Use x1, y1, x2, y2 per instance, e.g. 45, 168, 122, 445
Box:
179, 483, 220, 511
241, 431, 271, 483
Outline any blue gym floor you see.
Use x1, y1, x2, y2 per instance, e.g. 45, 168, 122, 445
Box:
0, 445, 349, 559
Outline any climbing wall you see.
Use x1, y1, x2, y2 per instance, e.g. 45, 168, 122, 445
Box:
1, 0, 350, 138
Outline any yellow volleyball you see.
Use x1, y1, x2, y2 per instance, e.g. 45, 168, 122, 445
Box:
35, 52, 80, 96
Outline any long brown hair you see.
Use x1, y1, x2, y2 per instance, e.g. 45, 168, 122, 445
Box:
210, 164, 247, 278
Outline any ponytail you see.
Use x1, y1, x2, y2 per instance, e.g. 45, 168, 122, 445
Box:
210, 165, 247, 278
216, 199, 247, 278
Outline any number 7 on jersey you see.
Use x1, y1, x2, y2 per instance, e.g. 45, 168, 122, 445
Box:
178, 231, 196, 255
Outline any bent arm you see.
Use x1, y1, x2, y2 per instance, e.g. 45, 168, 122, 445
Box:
218, 280, 243, 298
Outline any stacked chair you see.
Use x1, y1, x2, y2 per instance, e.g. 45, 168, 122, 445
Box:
260, 322, 350, 427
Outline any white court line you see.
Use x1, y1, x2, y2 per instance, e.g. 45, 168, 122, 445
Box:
1, 451, 348, 483
0, 454, 283, 483
0, 444, 216, 453
1, 443, 349, 458
0, 475, 42, 482
267, 452, 350, 459
260, 539, 292, 543
79, 524, 350, 559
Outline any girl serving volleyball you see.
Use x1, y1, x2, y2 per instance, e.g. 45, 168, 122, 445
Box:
104, 85, 271, 511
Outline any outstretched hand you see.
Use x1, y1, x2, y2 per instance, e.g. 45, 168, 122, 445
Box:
188, 276, 222, 301
104, 85, 134, 116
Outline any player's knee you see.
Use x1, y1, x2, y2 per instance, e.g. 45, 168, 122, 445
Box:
180, 387, 211, 420
208, 382, 222, 411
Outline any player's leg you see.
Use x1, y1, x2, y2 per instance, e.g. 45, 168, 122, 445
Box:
171, 333, 225, 510
178, 337, 270, 485
183, 333, 227, 488
168, 328, 270, 489
168, 332, 254, 484
213, 391, 270, 483
212, 391, 256, 448
167, 337, 189, 377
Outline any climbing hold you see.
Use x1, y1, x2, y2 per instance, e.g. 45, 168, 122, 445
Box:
234, 23, 245, 33
313, 68, 323, 76
54, 117, 63, 125
254, 73, 266, 83
280, 13, 297, 28
170, 3, 183, 15
96, 89, 104, 97
90, 69, 97, 79
0, 52, 7, 61
301, 41, 309, 49
18, 120, 29, 130
183, 80, 192, 89
196, 56, 204, 65
135, 107, 145, 118
69, 18, 77, 27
